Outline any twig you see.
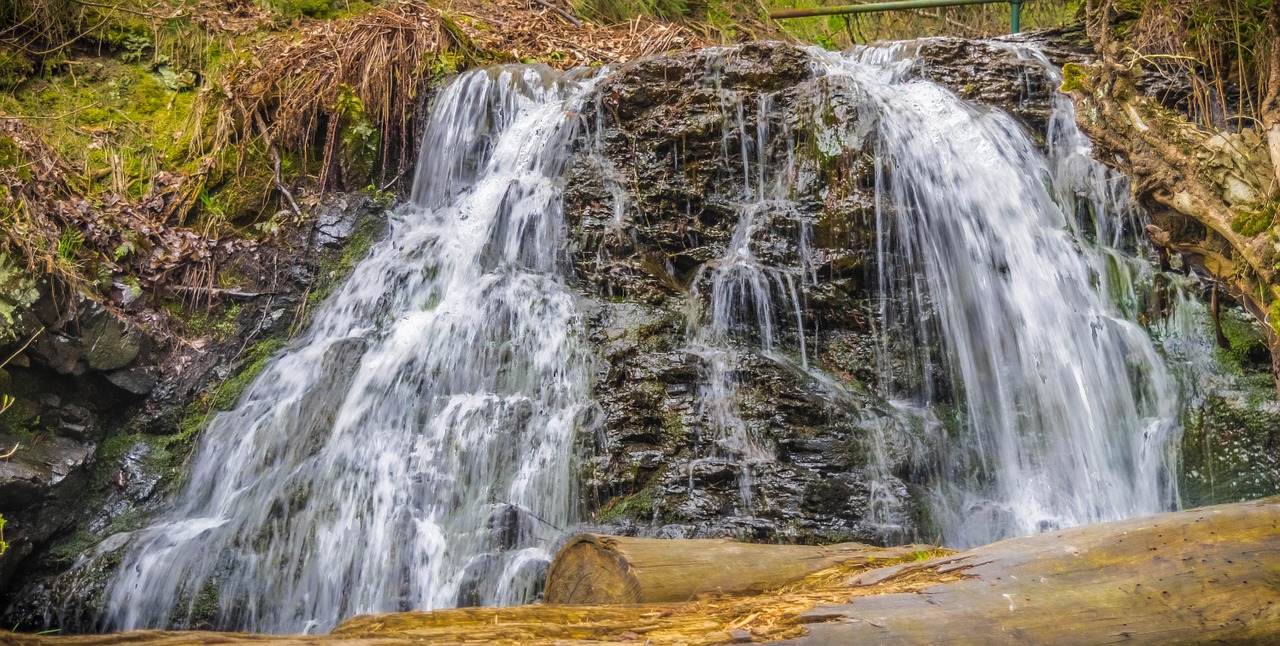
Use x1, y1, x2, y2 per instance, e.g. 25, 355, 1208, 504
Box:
253, 112, 303, 218
172, 286, 273, 299
0, 442, 17, 459
0, 103, 101, 121
529, 0, 582, 27
1, 327, 44, 371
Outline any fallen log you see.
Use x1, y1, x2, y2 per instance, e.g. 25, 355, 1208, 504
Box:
6, 498, 1279, 645
786, 495, 1280, 645
543, 534, 932, 604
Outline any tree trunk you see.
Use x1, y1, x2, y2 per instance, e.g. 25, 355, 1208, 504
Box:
543, 534, 931, 604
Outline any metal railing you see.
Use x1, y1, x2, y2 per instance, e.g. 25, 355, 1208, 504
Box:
769, 0, 1026, 34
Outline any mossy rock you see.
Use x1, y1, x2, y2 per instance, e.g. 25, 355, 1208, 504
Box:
0, 47, 34, 90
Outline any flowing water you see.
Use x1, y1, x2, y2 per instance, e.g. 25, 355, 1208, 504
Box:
104, 65, 604, 633
101, 41, 1196, 632
812, 44, 1182, 547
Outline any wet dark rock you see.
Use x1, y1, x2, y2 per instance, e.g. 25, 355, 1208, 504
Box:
0, 435, 92, 510
565, 43, 918, 544
0, 193, 386, 629
563, 37, 1116, 545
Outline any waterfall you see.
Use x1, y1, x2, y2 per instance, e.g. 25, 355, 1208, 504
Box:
812, 44, 1181, 547
685, 78, 809, 517
94, 39, 1193, 633
103, 65, 604, 633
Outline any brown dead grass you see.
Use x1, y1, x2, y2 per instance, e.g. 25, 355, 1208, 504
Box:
215, 0, 713, 194
328, 547, 960, 645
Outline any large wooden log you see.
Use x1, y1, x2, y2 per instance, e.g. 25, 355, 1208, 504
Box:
785, 495, 1280, 645
543, 534, 931, 604
7, 498, 1279, 645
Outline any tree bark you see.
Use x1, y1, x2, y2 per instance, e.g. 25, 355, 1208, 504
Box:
543, 534, 931, 604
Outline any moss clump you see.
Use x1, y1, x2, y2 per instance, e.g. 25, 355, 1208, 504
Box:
1181, 389, 1280, 508
597, 488, 660, 524
45, 531, 100, 568
207, 337, 285, 413
263, 0, 332, 18
0, 136, 21, 169
1060, 62, 1088, 93
1230, 203, 1276, 237
1217, 311, 1271, 367
0, 47, 34, 90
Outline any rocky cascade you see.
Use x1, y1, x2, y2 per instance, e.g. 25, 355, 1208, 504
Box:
4, 36, 1280, 634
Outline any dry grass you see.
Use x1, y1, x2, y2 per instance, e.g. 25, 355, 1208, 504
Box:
446, 0, 714, 69
329, 547, 960, 645
210, 0, 714, 195
214, 0, 476, 192
1126, 0, 1275, 133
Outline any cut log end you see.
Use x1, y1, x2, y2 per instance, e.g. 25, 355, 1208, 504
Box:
544, 535, 644, 605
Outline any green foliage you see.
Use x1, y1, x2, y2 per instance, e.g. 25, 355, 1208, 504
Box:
335, 84, 381, 188
120, 33, 153, 63
0, 513, 7, 556
0, 46, 35, 89
263, 0, 333, 18
573, 0, 689, 23
56, 228, 84, 266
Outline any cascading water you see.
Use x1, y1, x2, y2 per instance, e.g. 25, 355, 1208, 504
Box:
87, 38, 1200, 634
684, 85, 811, 516
812, 44, 1182, 547
103, 65, 603, 633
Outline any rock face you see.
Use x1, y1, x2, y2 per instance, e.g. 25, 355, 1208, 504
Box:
563, 43, 894, 544
0, 194, 384, 628
560, 36, 1278, 547
558, 39, 1099, 544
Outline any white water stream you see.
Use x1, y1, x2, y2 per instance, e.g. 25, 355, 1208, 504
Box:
105, 65, 604, 633
101, 41, 1190, 632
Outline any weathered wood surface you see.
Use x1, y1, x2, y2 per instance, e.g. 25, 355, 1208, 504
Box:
784, 495, 1280, 645
5, 497, 1279, 645
544, 534, 932, 604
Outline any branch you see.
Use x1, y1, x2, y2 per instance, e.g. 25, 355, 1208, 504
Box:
253, 112, 303, 218
529, 0, 582, 27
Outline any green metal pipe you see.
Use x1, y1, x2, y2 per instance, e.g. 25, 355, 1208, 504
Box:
769, 0, 1027, 34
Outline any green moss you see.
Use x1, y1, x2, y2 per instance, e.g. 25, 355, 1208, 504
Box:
307, 213, 386, 310
46, 531, 99, 568
1060, 62, 1087, 93
1230, 203, 1276, 237
335, 85, 380, 189
1218, 312, 1270, 366
597, 488, 660, 524
0, 136, 20, 169
208, 337, 285, 413
0, 47, 34, 90
1181, 388, 1280, 508
264, 0, 332, 18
